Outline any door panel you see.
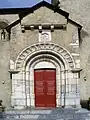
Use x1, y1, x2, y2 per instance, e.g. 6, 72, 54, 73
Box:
34, 69, 56, 107
34, 70, 46, 107
44, 70, 56, 107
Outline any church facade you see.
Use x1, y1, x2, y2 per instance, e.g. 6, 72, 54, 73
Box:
0, 1, 89, 109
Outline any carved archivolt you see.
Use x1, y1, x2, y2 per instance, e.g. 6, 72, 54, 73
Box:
15, 43, 75, 70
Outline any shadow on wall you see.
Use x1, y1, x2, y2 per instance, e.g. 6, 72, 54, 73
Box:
81, 29, 89, 40
80, 99, 90, 110
79, 29, 89, 46
0, 21, 8, 29
81, 29, 89, 38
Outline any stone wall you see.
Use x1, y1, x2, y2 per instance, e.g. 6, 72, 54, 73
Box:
60, 0, 90, 105
0, 14, 19, 109
0, 4, 80, 108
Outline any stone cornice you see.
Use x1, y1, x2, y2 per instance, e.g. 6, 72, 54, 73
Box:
8, 70, 20, 74
21, 24, 67, 32
71, 68, 82, 73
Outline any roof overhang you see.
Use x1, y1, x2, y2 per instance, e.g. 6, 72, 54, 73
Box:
0, 1, 82, 30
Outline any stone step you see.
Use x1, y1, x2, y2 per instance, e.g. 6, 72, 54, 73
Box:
0, 108, 90, 120
5, 109, 52, 114
6, 114, 39, 119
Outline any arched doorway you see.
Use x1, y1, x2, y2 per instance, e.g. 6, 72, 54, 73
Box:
34, 61, 56, 107
11, 43, 80, 109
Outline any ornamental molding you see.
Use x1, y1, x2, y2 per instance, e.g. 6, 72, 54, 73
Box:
21, 24, 67, 32
15, 43, 75, 70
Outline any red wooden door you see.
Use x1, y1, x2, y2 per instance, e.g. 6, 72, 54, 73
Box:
34, 69, 56, 107
44, 70, 56, 107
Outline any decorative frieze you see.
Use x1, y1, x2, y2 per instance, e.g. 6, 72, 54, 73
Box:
15, 43, 75, 70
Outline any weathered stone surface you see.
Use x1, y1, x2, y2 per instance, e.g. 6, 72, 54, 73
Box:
0, 0, 88, 109
0, 108, 90, 120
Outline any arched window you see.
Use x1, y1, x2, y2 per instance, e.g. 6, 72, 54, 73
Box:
1, 29, 5, 39
0, 21, 8, 40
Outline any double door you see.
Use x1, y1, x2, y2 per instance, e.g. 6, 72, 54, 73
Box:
34, 69, 56, 107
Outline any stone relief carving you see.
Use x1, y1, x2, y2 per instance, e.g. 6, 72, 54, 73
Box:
15, 43, 75, 70
39, 31, 51, 42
